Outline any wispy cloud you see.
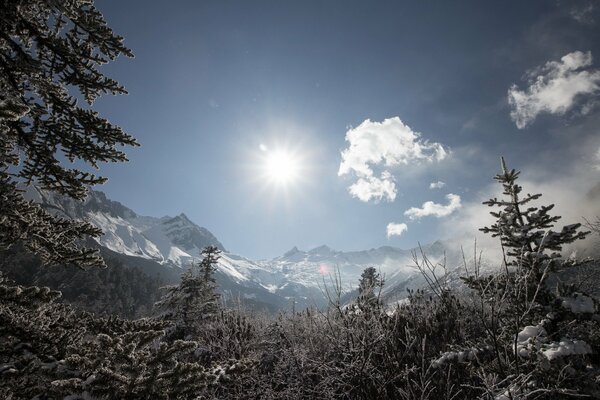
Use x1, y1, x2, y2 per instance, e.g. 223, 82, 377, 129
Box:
404, 194, 462, 220
429, 181, 446, 189
570, 2, 596, 25
338, 117, 447, 202
508, 51, 600, 129
386, 222, 408, 238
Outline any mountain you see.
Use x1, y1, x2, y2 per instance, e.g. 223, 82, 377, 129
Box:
25, 187, 225, 265
23, 186, 294, 310
21, 186, 466, 312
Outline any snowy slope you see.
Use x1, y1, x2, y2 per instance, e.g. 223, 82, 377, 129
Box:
25, 186, 466, 309
25, 186, 225, 267
260, 242, 449, 292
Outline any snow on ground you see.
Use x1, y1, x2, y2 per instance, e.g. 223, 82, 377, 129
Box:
514, 322, 592, 361
542, 339, 592, 360
515, 325, 547, 358
561, 293, 595, 314
431, 348, 482, 368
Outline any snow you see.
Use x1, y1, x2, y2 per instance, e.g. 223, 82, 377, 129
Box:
561, 293, 595, 314
216, 255, 250, 282
495, 386, 527, 400
513, 323, 591, 361
515, 325, 546, 358
431, 348, 481, 368
89, 212, 163, 261
393, 298, 411, 307
261, 284, 279, 293
167, 246, 193, 266
542, 339, 592, 361
88, 206, 225, 271
0, 364, 16, 374
517, 325, 545, 342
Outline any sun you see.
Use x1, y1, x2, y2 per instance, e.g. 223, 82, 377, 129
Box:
264, 150, 299, 184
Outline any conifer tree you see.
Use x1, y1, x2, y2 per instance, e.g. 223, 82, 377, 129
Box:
357, 266, 383, 309
462, 158, 591, 316
480, 157, 588, 277
0, 272, 230, 399
453, 158, 597, 399
197, 245, 221, 317
0, 0, 137, 267
0, 273, 76, 398
155, 246, 222, 340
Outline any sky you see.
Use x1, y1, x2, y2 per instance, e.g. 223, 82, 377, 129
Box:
92, 0, 600, 259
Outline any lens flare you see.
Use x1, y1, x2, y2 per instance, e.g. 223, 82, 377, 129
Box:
319, 263, 330, 275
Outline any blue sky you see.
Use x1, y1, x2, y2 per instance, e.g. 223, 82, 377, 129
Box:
92, 0, 600, 259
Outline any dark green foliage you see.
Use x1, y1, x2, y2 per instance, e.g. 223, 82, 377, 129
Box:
0, 0, 137, 267
357, 266, 384, 309
0, 246, 164, 318
198, 245, 222, 317
0, 278, 74, 398
54, 332, 209, 399
0, 273, 254, 399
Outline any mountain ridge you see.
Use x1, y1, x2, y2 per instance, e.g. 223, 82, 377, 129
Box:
24, 186, 460, 311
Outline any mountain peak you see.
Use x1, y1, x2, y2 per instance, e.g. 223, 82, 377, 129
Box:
177, 212, 191, 222
283, 246, 300, 257
309, 245, 333, 254
164, 213, 193, 226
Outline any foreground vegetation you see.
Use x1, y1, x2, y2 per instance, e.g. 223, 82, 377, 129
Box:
2, 160, 599, 399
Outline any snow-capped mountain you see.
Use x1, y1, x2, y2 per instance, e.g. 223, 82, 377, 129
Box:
25, 186, 464, 311
25, 187, 225, 266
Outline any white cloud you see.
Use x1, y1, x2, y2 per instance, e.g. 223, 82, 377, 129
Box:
404, 193, 462, 220
387, 222, 408, 238
348, 171, 397, 202
508, 51, 600, 129
429, 181, 446, 189
338, 117, 447, 202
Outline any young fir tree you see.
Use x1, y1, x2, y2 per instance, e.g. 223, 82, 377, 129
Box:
480, 157, 588, 277
451, 158, 598, 399
155, 246, 222, 340
0, 0, 137, 267
357, 266, 384, 309
197, 245, 221, 317
463, 157, 590, 311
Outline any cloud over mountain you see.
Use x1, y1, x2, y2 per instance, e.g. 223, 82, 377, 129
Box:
387, 222, 408, 238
